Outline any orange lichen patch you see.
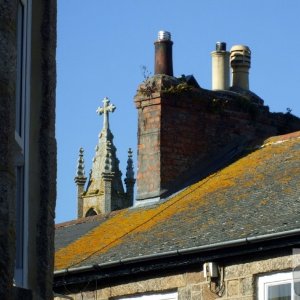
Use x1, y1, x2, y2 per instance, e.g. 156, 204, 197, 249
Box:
55, 137, 300, 270
260, 199, 268, 206
55, 208, 158, 270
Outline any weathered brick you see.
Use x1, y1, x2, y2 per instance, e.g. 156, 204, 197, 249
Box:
135, 76, 300, 202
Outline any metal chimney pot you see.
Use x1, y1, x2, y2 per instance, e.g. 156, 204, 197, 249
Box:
154, 31, 173, 76
158, 31, 171, 41
230, 45, 251, 90
216, 42, 226, 52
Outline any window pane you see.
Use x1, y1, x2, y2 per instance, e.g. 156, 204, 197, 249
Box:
294, 266, 300, 298
295, 282, 300, 299
268, 283, 291, 300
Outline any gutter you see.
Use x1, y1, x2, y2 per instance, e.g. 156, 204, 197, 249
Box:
54, 227, 300, 276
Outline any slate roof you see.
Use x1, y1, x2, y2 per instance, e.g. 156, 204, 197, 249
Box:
55, 131, 300, 272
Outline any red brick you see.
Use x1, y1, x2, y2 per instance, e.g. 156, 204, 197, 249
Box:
135, 85, 300, 201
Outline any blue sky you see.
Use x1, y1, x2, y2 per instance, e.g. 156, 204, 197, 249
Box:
56, 0, 300, 223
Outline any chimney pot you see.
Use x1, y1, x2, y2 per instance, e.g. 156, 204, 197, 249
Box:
158, 31, 171, 41
154, 31, 173, 76
211, 41, 230, 90
216, 42, 226, 52
230, 45, 251, 90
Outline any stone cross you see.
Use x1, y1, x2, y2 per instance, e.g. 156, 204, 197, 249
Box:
96, 97, 116, 130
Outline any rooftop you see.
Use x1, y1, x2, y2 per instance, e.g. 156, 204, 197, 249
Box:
55, 131, 300, 271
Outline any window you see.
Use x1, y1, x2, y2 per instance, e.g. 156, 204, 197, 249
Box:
118, 292, 178, 300
258, 272, 300, 300
85, 208, 97, 217
14, 0, 31, 288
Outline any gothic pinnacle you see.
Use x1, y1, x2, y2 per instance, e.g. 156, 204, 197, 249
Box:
126, 148, 135, 180
75, 147, 87, 185
125, 148, 135, 206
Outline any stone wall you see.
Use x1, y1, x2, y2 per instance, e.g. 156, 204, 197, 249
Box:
0, 0, 57, 299
55, 255, 300, 300
30, 1, 57, 298
0, 2, 18, 298
54, 253, 297, 300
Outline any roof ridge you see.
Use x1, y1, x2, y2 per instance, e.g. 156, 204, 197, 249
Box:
55, 210, 121, 229
262, 130, 300, 148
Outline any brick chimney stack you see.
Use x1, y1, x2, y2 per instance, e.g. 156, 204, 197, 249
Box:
154, 31, 173, 76
134, 37, 300, 205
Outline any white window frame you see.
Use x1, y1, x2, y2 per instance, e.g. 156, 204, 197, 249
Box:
258, 271, 300, 300
117, 291, 178, 300
14, 0, 32, 288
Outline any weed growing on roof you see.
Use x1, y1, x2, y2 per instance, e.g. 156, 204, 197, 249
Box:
138, 65, 157, 98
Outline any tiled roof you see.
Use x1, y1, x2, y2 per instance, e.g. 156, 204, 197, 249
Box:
55, 131, 300, 271
55, 215, 116, 251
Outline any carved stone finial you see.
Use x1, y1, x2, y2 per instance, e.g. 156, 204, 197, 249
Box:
126, 148, 135, 179
96, 97, 116, 130
75, 147, 86, 178
128, 148, 133, 159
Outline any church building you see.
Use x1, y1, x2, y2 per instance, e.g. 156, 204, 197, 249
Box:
75, 96, 135, 218
54, 32, 300, 300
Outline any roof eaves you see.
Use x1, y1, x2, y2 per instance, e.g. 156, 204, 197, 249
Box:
54, 227, 300, 276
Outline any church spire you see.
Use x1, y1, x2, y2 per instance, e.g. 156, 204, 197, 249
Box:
74, 147, 87, 218
78, 97, 131, 218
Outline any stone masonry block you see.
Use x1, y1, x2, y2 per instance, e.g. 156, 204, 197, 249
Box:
96, 287, 110, 299
239, 277, 253, 296
191, 291, 202, 300
185, 271, 204, 284
191, 284, 201, 292
225, 255, 293, 279
227, 279, 239, 297
201, 283, 217, 300
178, 286, 191, 300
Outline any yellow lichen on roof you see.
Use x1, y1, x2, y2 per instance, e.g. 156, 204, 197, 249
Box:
55, 135, 300, 270
55, 179, 211, 270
